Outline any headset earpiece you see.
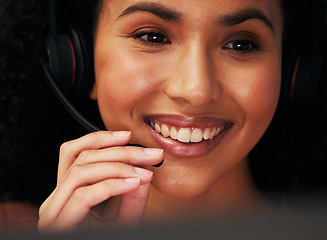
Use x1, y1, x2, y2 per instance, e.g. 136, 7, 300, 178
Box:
290, 53, 321, 106
45, 33, 75, 91
45, 25, 94, 96
281, 49, 321, 107
68, 26, 94, 96
280, 0, 324, 108
40, 0, 101, 132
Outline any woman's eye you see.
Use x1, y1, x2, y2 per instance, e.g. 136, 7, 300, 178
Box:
133, 31, 171, 45
223, 40, 261, 54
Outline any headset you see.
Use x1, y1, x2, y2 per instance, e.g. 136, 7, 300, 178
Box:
40, 0, 100, 132
40, 0, 326, 133
280, 0, 325, 108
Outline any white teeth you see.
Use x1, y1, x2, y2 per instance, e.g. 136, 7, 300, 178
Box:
161, 124, 170, 137
191, 128, 203, 143
155, 123, 161, 133
210, 128, 216, 140
178, 128, 191, 143
203, 128, 211, 140
170, 127, 178, 140
149, 121, 225, 143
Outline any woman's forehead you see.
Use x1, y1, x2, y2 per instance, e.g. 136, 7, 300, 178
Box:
102, 0, 282, 14
100, 0, 283, 27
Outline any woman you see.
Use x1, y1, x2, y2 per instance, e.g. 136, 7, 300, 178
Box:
38, 0, 285, 230
1, 0, 326, 232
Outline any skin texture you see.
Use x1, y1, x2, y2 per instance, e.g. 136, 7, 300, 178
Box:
39, 0, 283, 230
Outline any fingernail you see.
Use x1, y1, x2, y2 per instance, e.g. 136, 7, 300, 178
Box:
125, 177, 140, 184
153, 159, 164, 168
143, 148, 163, 156
135, 167, 153, 177
112, 131, 131, 138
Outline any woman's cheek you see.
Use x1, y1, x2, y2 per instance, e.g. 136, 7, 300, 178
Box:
251, 64, 281, 122
241, 65, 281, 145
94, 50, 159, 130
232, 59, 280, 119
221, 59, 281, 152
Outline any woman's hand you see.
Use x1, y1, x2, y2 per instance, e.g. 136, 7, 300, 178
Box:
38, 131, 163, 231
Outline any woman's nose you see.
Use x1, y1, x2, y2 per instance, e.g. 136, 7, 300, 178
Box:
164, 42, 221, 107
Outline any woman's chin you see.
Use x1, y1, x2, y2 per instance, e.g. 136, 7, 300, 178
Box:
151, 171, 214, 199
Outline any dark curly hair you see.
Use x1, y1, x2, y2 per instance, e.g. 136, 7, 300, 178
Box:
0, 0, 326, 208
0, 0, 100, 205
0, 0, 51, 204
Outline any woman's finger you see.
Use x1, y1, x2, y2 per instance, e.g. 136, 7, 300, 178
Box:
58, 131, 132, 181
39, 131, 163, 230
73, 146, 164, 169
38, 177, 142, 231
115, 183, 151, 226
39, 162, 153, 220
42, 146, 162, 216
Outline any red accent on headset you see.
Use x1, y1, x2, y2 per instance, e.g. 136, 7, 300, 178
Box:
67, 36, 76, 86
289, 56, 300, 101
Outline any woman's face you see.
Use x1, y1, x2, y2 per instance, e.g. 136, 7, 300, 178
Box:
92, 0, 283, 198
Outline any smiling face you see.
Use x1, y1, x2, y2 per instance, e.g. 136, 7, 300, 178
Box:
91, 0, 283, 201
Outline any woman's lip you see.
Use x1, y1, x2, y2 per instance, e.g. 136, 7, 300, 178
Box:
144, 115, 234, 158
145, 115, 230, 128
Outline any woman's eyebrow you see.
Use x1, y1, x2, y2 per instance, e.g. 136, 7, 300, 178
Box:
219, 8, 275, 34
116, 2, 182, 22
116, 3, 275, 34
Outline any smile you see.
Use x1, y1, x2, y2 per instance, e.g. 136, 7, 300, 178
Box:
144, 115, 233, 158
149, 121, 225, 143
